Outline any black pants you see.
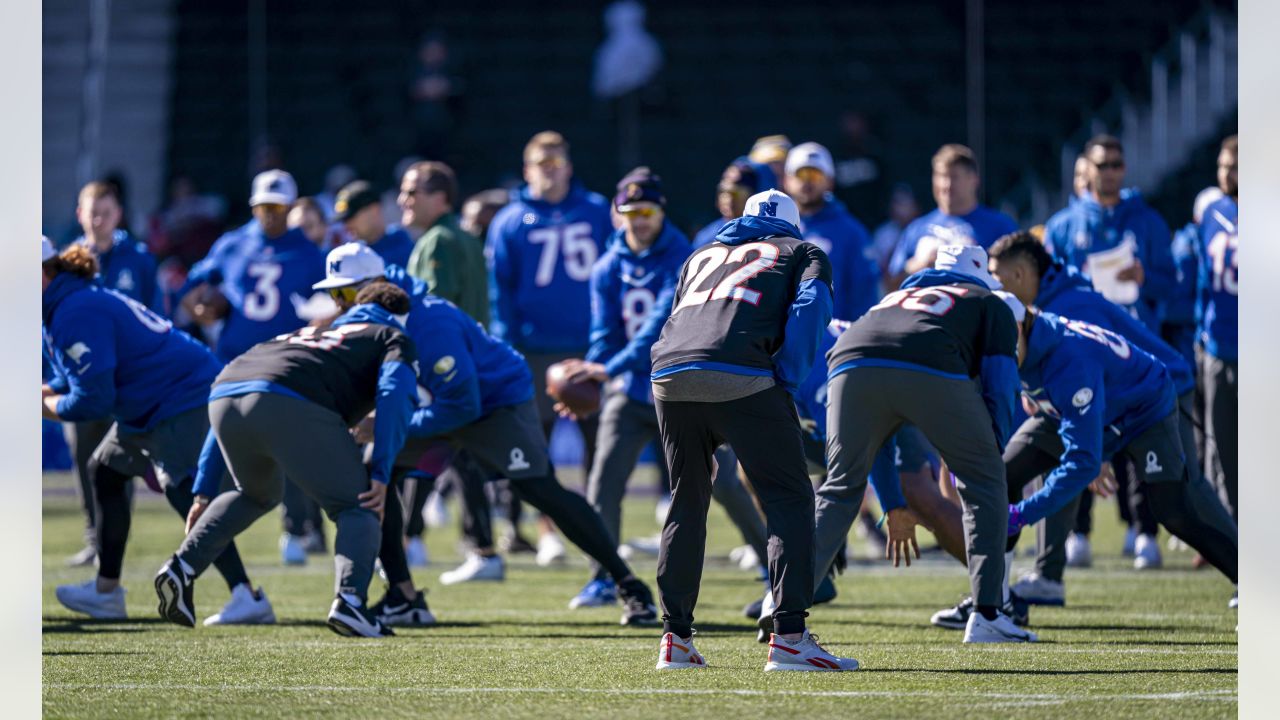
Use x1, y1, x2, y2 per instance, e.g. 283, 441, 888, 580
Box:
655, 385, 814, 638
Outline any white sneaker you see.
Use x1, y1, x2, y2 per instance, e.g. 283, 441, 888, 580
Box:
1228, 589, 1238, 609
654, 496, 672, 525
440, 553, 505, 585
535, 533, 567, 567
655, 632, 707, 669
56, 580, 127, 619
735, 545, 761, 572
424, 491, 450, 529
964, 610, 1038, 643
405, 537, 429, 568
279, 533, 307, 566
1133, 533, 1162, 569
1011, 572, 1065, 606
764, 630, 859, 671
626, 534, 662, 556
1166, 535, 1190, 552
1065, 532, 1092, 568
203, 585, 276, 626
1121, 526, 1138, 556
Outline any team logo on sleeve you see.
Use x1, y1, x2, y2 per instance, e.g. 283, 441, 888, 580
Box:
433, 355, 457, 381
1072, 387, 1093, 408
116, 269, 135, 291
65, 342, 91, 363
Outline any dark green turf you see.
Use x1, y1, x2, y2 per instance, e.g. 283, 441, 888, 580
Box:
42, 469, 1236, 718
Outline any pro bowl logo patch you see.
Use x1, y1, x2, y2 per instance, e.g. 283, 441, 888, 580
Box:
1072, 387, 1093, 408
434, 355, 458, 382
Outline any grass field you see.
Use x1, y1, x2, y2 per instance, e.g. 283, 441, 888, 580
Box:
42, 468, 1237, 719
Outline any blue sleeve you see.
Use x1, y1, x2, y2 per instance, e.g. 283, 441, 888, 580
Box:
866, 440, 907, 512
369, 361, 418, 484
182, 235, 232, 292
773, 279, 834, 394
601, 265, 680, 379
408, 321, 483, 438
585, 258, 624, 364
1015, 370, 1104, 525
486, 213, 517, 340
50, 311, 119, 421
192, 429, 228, 498
1139, 211, 1176, 305
886, 227, 917, 278
54, 371, 115, 421
979, 354, 1019, 451
1044, 215, 1071, 262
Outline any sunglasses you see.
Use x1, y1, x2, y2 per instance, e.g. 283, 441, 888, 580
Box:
327, 286, 359, 304
1092, 160, 1125, 171
527, 156, 568, 170
793, 167, 828, 183
619, 206, 660, 218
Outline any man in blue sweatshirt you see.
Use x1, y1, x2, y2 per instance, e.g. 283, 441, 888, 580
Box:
552, 169, 769, 611
649, 189, 858, 672
1166, 187, 1224, 368
1043, 135, 1177, 332
1199, 135, 1238, 521
1006, 309, 1237, 604
784, 142, 881, 321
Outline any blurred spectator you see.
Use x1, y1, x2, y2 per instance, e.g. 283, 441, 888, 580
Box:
100, 170, 137, 236
401, 161, 489, 326
75, 180, 159, 310
692, 158, 761, 248
832, 110, 887, 225
459, 188, 512, 239
410, 33, 465, 160
869, 183, 920, 276
382, 155, 423, 221
1073, 154, 1090, 198
748, 135, 790, 188
592, 1, 662, 99
315, 164, 357, 220
335, 180, 416, 268
147, 173, 226, 267
288, 197, 334, 249
1164, 186, 1223, 368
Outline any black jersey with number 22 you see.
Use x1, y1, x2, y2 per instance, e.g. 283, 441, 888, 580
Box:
651, 236, 832, 375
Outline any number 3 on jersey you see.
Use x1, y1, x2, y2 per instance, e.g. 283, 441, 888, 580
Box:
674, 242, 779, 312
243, 262, 283, 321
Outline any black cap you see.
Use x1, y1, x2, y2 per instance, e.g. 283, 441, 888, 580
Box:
333, 180, 381, 222
613, 166, 666, 210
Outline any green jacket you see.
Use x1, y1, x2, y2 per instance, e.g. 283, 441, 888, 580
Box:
407, 213, 490, 327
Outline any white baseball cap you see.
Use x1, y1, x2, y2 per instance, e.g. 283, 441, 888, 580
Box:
1192, 186, 1225, 225
785, 141, 835, 178
41, 235, 56, 262
249, 169, 298, 207
934, 244, 1001, 290
994, 290, 1026, 324
313, 242, 387, 290
743, 189, 802, 231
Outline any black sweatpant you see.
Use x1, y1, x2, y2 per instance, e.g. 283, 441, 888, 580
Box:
655, 385, 814, 638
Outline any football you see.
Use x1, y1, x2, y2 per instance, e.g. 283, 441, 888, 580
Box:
546, 360, 602, 417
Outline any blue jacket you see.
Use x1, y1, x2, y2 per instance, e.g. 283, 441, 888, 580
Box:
382, 261, 431, 304
42, 273, 220, 433
369, 227, 416, 270
187, 223, 326, 362
78, 230, 161, 311
887, 206, 1018, 278
587, 222, 692, 404
405, 295, 534, 439
1197, 196, 1238, 361
799, 196, 881, 321
1043, 189, 1176, 331
486, 182, 614, 352
1167, 222, 1200, 326
693, 217, 729, 249
1015, 311, 1175, 525
1035, 263, 1193, 396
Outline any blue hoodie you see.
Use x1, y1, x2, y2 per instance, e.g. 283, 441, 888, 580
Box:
486, 182, 614, 352
77, 230, 161, 311
1043, 189, 1176, 331
368, 226, 416, 269
382, 262, 431, 304
799, 195, 881, 321
1015, 311, 1175, 525
887, 205, 1018, 279
404, 294, 534, 439
588, 222, 691, 404
692, 217, 729, 249
1035, 263, 1193, 396
1168, 222, 1200, 327
1197, 196, 1237, 362
186, 223, 326, 362
43, 273, 220, 433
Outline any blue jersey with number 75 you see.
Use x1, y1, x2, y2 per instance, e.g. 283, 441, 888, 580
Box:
486, 183, 613, 353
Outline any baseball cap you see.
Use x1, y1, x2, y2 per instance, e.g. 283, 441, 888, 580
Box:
785, 142, 835, 178
743, 189, 802, 230
249, 169, 298, 207
41, 235, 56, 262
934, 244, 1001, 291
313, 242, 387, 290
993, 290, 1026, 324
1193, 186, 1225, 225
333, 180, 381, 222
749, 135, 792, 164
614, 167, 666, 210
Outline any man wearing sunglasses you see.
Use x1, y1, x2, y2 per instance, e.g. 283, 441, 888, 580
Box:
783, 142, 881, 323
1043, 135, 1177, 334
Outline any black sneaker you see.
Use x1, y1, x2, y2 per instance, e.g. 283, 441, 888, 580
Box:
500, 532, 538, 555
154, 555, 196, 628
617, 578, 659, 626
1006, 590, 1031, 627
371, 587, 437, 627
328, 595, 395, 638
742, 594, 765, 619
931, 595, 1028, 630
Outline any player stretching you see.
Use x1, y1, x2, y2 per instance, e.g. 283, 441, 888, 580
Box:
649, 189, 858, 671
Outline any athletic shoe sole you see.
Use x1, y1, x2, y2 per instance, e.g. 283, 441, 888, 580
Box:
930, 614, 968, 630
327, 612, 394, 638
655, 660, 706, 670
154, 570, 194, 628
764, 659, 859, 672
381, 608, 437, 627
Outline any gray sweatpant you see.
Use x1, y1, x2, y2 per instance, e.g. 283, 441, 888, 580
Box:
587, 392, 768, 579
816, 368, 1008, 607
179, 393, 381, 601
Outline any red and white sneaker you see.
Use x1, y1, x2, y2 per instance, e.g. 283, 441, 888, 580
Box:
764, 630, 859, 672
655, 632, 707, 670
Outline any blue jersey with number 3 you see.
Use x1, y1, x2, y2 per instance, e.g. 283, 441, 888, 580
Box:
486, 183, 613, 353
187, 224, 326, 362
1197, 196, 1238, 361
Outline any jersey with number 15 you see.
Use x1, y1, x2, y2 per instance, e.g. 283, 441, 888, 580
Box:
486, 183, 613, 353
1197, 195, 1238, 362
187, 223, 326, 362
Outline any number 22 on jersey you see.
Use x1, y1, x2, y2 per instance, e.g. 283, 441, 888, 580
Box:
673, 242, 779, 312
